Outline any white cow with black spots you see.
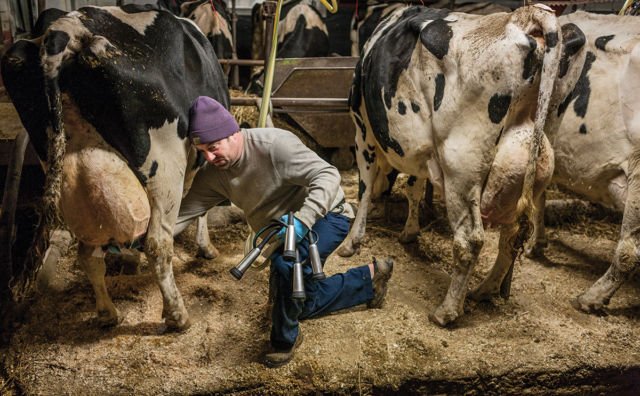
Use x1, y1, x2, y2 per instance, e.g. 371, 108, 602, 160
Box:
527, 11, 640, 313
339, 5, 583, 326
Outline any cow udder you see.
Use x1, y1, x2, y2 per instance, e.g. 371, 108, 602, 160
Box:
60, 146, 150, 246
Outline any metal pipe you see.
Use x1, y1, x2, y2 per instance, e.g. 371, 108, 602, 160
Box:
0, 130, 29, 286
282, 212, 296, 262
291, 250, 305, 300
262, 1, 276, 69
230, 0, 239, 88
268, 98, 348, 106
258, 0, 278, 128
230, 247, 262, 280
272, 108, 348, 114
219, 59, 265, 66
231, 97, 262, 106
230, 226, 280, 280
254, 97, 274, 127
36, 0, 44, 15
308, 238, 325, 280
231, 97, 348, 107
0, 2, 4, 52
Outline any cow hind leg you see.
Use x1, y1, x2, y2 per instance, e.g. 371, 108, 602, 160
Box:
145, 167, 191, 331
572, 234, 639, 313
469, 221, 522, 301
146, 232, 190, 330
146, 213, 190, 331
337, 120, 381, 257
77, 242, 120, 327
573, 154, 640, 313
195, 214, 219, 259
429, 184, 484, 327
368, 165, 397, 220
399, 177, 425, 244
337, 155, 378, 257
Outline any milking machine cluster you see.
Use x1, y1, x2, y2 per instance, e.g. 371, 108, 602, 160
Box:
229, 211, 325, 300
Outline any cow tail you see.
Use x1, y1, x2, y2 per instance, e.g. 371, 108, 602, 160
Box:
517, 7, 561, 228
42, 76, 66, 230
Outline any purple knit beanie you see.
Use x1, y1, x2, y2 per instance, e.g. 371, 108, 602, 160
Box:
188, 96, 239, 145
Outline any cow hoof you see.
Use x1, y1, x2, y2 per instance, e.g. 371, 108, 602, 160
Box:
95, 309, 121, 328
570, 294, 607, 314
197, 244, 219, 260
398, 231, 418, 244
368, 205, 385, 220
330, 147, 354, 171
428, 306, 459, 327
337, 242, 359, 257
468, 288, 498, 302
165, 316, 192, 333
524, 243, 546, 259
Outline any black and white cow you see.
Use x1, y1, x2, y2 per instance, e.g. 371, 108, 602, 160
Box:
350, 1, 406, 57
339, 5, 582, 326
1, 5, 228, 330
350, 0, 511, 57
527, 11, 640, 313
248, 0, 329, 93
31, 7, 67, 37
349, 1, 512, 237
157, 0, 185, 15
180, 0, 233, 62
155, 0, 232, 62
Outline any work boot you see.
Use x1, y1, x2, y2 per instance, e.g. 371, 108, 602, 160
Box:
263, 332, 304, 368
367, 257, 394, 309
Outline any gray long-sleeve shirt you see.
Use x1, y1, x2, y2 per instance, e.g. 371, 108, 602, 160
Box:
176, 128, 351, 233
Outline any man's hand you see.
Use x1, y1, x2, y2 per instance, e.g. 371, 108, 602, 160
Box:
277, 214, 309, 243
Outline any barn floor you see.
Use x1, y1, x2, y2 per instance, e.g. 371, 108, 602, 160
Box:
1, 100, 640, 395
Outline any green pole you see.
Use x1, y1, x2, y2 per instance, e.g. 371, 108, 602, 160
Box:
257, 0, 283, 128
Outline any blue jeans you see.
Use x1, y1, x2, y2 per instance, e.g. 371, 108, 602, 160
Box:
270, 213, 374, 349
